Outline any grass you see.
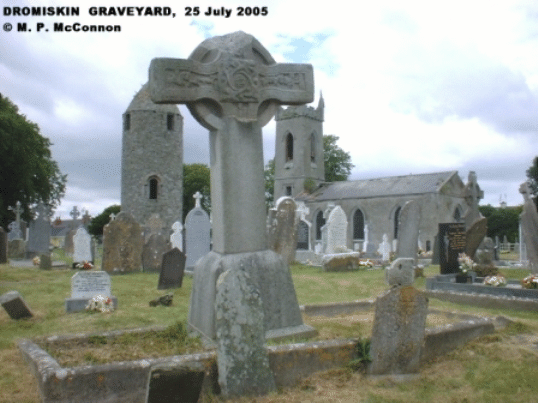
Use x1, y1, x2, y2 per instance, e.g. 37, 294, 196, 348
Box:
1, 259, 538, 402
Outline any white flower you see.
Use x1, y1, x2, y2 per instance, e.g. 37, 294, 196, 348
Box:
85, 294, 113, 313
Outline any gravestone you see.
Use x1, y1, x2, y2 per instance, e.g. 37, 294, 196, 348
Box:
26, 203, 51, 257
7, 239, 25, 259
267, 197, 299, 264
368, 286, 428, 375
144, 214, 165, 242
324, 205, 348, 254
157, 248, 186, 290
215, 268, 276, 397
385, 257, 415, 286
65, 206, 81, 255
39, 253, 52, 270
396, 200, 421, 260
185, 193, 211, 270
142, 233, 172, 273
150, 31, 315, 345
476, 237, 495, 264
146, 362, 205, 403
65, 271, 118, 313
73, 227, 93, 264
0, 227, 7, 264
465, 217, 487, 259
170, 221, 184, 251
296, 220, 310, 250
0, 291, 33, 319
520, 183, 538, 273
438, 223, 466, 274
378, 233, 391, 262
102, 211, 143, 274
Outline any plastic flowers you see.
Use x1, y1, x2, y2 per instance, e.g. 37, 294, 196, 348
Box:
483, 275, 507, 287
457, 253, 475, 274
85, 294, 114, 313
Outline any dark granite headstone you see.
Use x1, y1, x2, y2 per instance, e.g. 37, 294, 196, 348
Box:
0, 291, 33, 319
146, 362, 205, 403
0, 227, 7, 264
297, 221, 309, 250
439, 223, 466, 274
157, 248, 186, 290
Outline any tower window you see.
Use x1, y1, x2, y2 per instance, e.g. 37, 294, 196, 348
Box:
149, 177, 159, 200
167, 113, 174, 131
285, 133, 294, 162
124, 113, 130, 131
310, 133, 316, 162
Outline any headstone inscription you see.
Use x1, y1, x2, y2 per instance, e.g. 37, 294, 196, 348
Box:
438, 223, 466, 274
519, 183, 538, 273
324, 205, 348, 254
65, 271, 118, 313
102, 211, 143, 274
149, 31, 315, 345
73, 227, 93, 264
267, 197, 299, 264
26, 203, 51, 257
0, 290, 33, 319
0, 228, 7, 264
157, 248, 186, 290
184, 195, 211, 271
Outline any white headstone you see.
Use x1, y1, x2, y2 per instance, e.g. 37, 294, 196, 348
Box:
71, 271, 111, 299
73, 227, 92, 263
378, 233, 391, 261
185, 204, 211, 270
170, 221, 184, 251
325, 205, 348, 254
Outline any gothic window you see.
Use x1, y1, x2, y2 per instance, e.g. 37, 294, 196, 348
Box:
394, 206, 401, 239
123, 113, 130, 131
310, 133, 316, 162
315, 210, 325, 240
285, 133, 294, 162
149, 177, 159, 200
353, 209, 365, 240
167, 113, 174, 131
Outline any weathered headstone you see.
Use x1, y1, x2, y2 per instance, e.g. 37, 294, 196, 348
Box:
157, 248, 186, 290
385, 257, 415, 286
0, 290, 33, 319
102, 211, 143, 274
185, 194, 211, 270
268, 197, 299, 264
438, 223, 466, 274
142, 233, 172, 273
378, 233, 391, 262
170, 221, 184, 251
322, 252, 361, 272
146, 362, 205, 403
0, 227, 7, 264
396, 200, 421, 260
463, 171, 484, 228
465, 217, 487, 259
150, 31, 315, 344
520, 183, 538, 273
39, 253, 52, 270
73, 227, 92, 264
65, 271, 117, 313
215, 268, 276, 397
324, 205, 348, 254
368, 286, 428, 375
26, 203, 51, 257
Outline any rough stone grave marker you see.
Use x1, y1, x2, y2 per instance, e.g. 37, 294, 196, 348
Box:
520, 183, 538, 273
65, 271, 117, 313
102, 211, 143, 274
438, 223, 466, 274
324, 205, 348, 254
396, 200, 421, 260
185, 192, 211, 271
142, 233, 172, 273
27, 203, 51, 257
73, 227, 93, 264
158, 247, 186, 290
149, 31, 315, 345
0, 290, 33, 319
267, 196, 299, 264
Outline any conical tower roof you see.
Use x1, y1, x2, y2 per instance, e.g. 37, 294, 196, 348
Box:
125, 83, 179, 114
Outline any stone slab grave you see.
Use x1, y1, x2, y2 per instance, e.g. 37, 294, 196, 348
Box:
149, 31, 316, 346
438, 222, 466, 274
65, 271, 118, 313
184, 192, 211, 271
0, 290, 33, 319
267, 196, 299, 264
102, 211, 143, 274
157, 247, 186, 290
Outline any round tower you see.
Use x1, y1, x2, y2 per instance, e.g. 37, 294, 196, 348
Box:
121, 83, 183, 230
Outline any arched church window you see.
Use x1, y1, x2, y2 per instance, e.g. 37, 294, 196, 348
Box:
149, 177, 159, 200
167, 113, 174, 131
286, 133, 294, 162
310, 133, 316, 162
453, 206, 462, 222
353, 209, 365, 239
394, 206, 401, 239
315, 210, 325, 240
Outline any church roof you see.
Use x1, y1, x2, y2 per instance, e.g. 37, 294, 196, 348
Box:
125, 83, 179, 113
303, 171, 459, 201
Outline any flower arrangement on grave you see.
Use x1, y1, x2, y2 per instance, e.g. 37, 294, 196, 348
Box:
358, 259, 373, 268
483, 275, 507, 287
32, 256, 40, 266
457, 253, 475, 274
76, 261, 94, 270
521, 275, 538, 289
85, 295, 114, 313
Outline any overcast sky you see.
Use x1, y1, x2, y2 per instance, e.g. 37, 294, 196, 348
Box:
2, 0, 537, 219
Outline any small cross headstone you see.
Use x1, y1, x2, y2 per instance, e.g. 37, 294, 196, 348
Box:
158, 248, 186, 290
65, 271, 117, 313
0, 290, 33, 319
69, 206, 81, 228
193, 191, 203, 208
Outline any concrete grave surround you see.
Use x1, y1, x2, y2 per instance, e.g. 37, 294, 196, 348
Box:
158, 247, 186, 290
267, 196, 299, 264
324, 205, 348, 254
73, 227, 92, 263
369, 286, 428, 375
215, 268, 276, 397
520, 183, 538, 273
102, 211, 144, 274
185, 204, 211, 271
396, 200, 421, 260
65, 271, 118, 313
0, 290, 33, 319
27, 203, 51, 257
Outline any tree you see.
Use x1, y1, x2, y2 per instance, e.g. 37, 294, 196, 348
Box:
323, 134, 354, 182
526, 156, 538, 208
88, 205, 121, 237
0, 94, 67, 229
478, 204, 523, 243
183, 163, 211, 219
